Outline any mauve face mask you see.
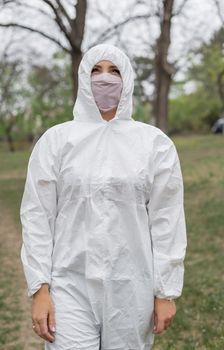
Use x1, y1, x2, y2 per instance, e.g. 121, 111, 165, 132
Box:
91, 72, 123, 112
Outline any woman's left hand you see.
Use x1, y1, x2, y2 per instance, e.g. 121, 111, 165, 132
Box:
153, 297, 176, 334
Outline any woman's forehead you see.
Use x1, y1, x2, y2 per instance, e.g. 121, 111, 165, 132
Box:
93, 60, 118, 68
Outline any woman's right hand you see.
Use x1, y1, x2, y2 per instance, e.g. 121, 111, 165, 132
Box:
31, 283, 56, 343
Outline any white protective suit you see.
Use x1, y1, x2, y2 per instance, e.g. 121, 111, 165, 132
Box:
20, 43, 187, 350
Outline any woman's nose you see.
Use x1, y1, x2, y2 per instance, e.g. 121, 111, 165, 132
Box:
102, 68, 110, 73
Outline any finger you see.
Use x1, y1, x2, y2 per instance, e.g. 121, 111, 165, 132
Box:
48, 304, 56, 334
153, 318, 165, 334
153, 311, 158, 333
33, 323, 41, 337
38, 317, 55, 342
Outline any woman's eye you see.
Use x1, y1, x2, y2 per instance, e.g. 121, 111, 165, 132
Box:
112, 69, 120, 75
91, 67, 99, 73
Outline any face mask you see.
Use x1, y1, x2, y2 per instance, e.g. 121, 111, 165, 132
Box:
91, 72, 123, 112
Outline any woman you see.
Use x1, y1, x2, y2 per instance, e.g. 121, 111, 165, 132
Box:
20, 43, 187, 349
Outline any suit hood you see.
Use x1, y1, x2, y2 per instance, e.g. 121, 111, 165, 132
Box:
73, 44, 135, 123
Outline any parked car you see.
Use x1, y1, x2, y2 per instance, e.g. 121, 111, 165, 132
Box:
211, 117, 224, 134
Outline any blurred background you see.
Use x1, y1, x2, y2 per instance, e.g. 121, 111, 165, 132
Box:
0, 1, 223, 349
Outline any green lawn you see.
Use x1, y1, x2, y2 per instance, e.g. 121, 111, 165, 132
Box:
0, 134, 224, 349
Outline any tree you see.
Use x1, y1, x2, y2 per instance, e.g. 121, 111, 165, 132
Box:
188, 27, 224, 113
0, 52, 24, 152
26, 51, 74, 139
0, 42, 75, 151
168, 27, 224, 133
0, 0, 216, 134
0, 0, 87, 100
0, 0, 153, 102
214, 0, 224, 27
93, 0, 191, 132
152, 0, 190, 132
132, 56, 154, 103
153, 0, 174, 131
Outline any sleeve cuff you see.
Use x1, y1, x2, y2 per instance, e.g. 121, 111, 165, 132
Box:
27, 279, 51, 298
154, 290, 181, 300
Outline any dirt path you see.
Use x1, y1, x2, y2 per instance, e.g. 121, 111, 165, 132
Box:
0, 204, 44, 350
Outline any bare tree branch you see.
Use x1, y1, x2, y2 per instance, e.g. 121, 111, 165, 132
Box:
0, 0, 14, 5
12, 0, 54, 20
88, 13, 152, 49
214, 0, 224, 25
41, 0, 71, 38
55, 0, 72, 24
172, 0, 189, 17
0, 0, 87, 99
0, 22, 71, 52
0, 28, 30, 59
93, 0, 112, 24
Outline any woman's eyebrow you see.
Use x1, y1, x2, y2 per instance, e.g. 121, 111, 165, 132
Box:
92, 64, 119, 69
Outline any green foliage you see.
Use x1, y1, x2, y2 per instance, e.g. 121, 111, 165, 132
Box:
188, 27, 224, 110
169, 27, 224, 133
169, 88, 221, 134
25, 52, 74, 132
133, 100, 153, 124
0, 58, 26, 136
0, 50, 74, 143
1, 25, 224, 143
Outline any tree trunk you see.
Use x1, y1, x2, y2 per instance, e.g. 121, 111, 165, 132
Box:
71, 50, 82, 100
5, 124, 15, 152
153, 0, 175, 133
70, 0, 87, 101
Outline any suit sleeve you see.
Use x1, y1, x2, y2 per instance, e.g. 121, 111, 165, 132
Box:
20, 129, 59, 298
146, 134, 187, 299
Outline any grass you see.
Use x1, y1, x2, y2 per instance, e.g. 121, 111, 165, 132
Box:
0, 148, 43, 349
0, 134, 224, 349
153, 134, 224, 349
